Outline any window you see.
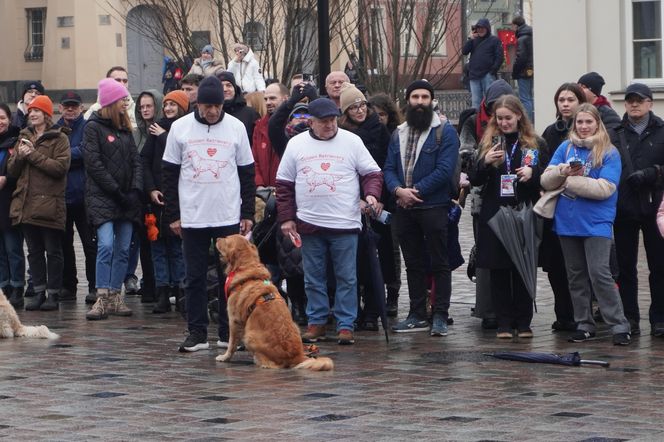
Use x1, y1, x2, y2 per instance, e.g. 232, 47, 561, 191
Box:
632, 0, 662, 79
57, 16, 73, 27
116, 33, 123, 47
61, 37, 70, 49
191, 31, 211, 54
25, 8, 46, 62
99, 14, 111, 25
243, 21, 265, 51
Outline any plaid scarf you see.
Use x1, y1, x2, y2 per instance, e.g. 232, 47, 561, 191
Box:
404, 127, 421, 187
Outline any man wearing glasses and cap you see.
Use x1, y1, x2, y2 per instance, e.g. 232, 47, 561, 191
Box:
12, 81, 45, 128
56, 91, 98, 305
84, 66, 136, 126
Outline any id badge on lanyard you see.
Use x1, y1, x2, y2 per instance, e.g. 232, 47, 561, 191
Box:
500, 140, 519, 197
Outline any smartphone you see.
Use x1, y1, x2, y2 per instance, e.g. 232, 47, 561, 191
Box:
20, 138, 32, 146
491, 135, 504, 150
569, 160, 583, 168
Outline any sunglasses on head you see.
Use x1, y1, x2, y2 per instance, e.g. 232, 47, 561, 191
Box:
293, 113, 311, 119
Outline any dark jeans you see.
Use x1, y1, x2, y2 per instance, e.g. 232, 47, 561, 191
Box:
0, 226, 25, 289
490, 268, 533, 330
22, 224, 63, 294
62, 203, 96, 292
181, 225, 238, 338
614, 216, 664, 324
395, 206, 451, 320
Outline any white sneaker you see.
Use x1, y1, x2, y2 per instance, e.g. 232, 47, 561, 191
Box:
217, 340, 229, 349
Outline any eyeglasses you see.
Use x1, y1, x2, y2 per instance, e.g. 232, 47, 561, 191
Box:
348, 102, 367, 112
114, 78, 129, 84
626, 97, 652, 105
292, 113, 311, 119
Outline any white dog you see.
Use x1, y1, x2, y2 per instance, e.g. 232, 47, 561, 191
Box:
0, 291, 59, 339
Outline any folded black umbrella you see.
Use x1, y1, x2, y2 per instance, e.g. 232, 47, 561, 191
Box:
486, 351, 609, 367
359, 215, 389, 342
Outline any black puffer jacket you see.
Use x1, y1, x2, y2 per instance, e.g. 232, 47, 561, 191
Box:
83, 112, 143, 227
512, 24, 533, 80
461, 18, 504, 80
541, 119, 572, 166
224, 91, 259, 144
341, 112, 390, 169
612, 112, 664, 220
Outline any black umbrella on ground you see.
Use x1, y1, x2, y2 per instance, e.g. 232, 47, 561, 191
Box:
486, 351, 610, 367
359, 214, 389, 342
487, 203, 542, 301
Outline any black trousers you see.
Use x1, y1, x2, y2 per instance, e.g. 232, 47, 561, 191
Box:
22, 224, 63, 294
395, 206, 451, 320
490, 268, 533, 330
614, 216, 664, 324
181, 225, 238, 338
62, 203, 96, 292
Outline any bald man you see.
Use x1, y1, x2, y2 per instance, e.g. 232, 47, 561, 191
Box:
325, 71, 350, 108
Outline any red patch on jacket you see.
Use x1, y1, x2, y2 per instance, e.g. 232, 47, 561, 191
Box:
107, 135, 116, 143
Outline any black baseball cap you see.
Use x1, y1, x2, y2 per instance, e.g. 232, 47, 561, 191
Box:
60, 91, 82, 105
625, 83, 653, 100
308, 98, 340, 119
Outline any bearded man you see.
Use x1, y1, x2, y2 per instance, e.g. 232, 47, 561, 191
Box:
383, 80, 459, 336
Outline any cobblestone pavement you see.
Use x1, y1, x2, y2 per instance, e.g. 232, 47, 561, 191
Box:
2, 211, 664, 441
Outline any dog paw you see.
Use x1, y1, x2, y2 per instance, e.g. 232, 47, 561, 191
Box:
215, 353, 232, 362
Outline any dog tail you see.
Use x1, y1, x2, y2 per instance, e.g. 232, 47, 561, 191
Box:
294, 356, 334, 371
18, 325, 60, 340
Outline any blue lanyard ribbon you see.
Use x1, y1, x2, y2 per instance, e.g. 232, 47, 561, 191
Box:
504, 140, 519, 172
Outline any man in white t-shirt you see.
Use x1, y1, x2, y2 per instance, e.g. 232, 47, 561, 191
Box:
275, 98, 383, 345
162, 75, 256, 353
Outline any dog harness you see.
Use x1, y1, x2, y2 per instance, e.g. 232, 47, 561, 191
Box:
225, 269, 283, 314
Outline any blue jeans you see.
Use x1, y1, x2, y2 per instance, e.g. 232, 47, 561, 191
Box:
96, 221, 133, 291
151, 235, 184, 287
470, 73, 496, 109
301, 232, 358, 331
518, 77, 534, 123
0, 226, 25, 289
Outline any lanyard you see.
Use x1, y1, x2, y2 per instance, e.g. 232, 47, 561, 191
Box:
504, 140, 519, 172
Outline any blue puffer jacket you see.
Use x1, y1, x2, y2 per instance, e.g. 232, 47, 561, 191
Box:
56, 114, 86, 206
383, 114, 459, 208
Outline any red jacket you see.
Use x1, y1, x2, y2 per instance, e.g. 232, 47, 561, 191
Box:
252, 115, 281, 187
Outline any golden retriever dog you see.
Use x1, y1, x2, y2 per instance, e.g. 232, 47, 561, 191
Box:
215, 234, 333, 371
0, 291, 59, 339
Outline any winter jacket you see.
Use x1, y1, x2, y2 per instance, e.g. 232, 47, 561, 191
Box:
461, 19, 504, 80
340, 112, 390, 169
594, 96, 621, 131
11, 102, 28, 129
82, 112, 143, 227
252, 114, 281, 187
268, 101, 297, 158
224, 91, 260, 145
227, 49, 265, 93
383, 113, 459, 208
0, 126, 20, 230
187, 57, 225, 77
141, 116, 178, 236
133, 89, 164, 152
468, 132, 544, 268
7, 126, 71, 231
85, 97, 137, 127
541, 119, 572, 166
611, 111, 664, 220
512, 24, 533, 80
543, 140, 621, 239
55, 114, 87, 206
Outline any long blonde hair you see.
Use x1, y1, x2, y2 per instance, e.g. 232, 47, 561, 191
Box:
568, 103, 612, 168
478, 95, 538, 159
245, 91, 266, 117
99, 99, 132, 131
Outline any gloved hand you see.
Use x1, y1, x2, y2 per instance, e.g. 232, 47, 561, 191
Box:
287, 83, 318, 107
627, 167, 658, 188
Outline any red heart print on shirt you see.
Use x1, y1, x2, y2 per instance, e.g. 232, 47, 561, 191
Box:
321, 162, 330, 171
107, 135, 115, 143
207, 147, 217, 157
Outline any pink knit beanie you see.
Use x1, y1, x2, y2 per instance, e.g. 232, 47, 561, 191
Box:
98, 78, 129, 107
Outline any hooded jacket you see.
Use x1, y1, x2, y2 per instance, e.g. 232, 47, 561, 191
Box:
512, 24, 533, 79
224, 82, 260, 144
462, 18, 504, 80
55, 113, 87, 206
227, 49, 266, 93
83, 112, 143, 227
7, 126, 71, 231
134, 89, 164, 153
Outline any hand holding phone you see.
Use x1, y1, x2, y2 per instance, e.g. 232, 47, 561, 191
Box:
569, 160, 582, 169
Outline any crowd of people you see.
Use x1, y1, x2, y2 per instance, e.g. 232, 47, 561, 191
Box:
2, 29, 664, 353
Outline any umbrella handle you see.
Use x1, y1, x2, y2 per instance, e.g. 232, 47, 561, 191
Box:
579, 359, 610, 367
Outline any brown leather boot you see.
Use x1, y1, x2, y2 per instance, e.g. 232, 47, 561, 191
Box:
86, 289, 109, 320
108, 290, 133, 317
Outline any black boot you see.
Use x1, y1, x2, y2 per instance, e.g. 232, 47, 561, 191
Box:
152, 286, 172, 314
25, 292, 46, 311
85, 290, 98, 305
8, 286, 24, 309
386, 288, 399, 317
40, 292, 60, 311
